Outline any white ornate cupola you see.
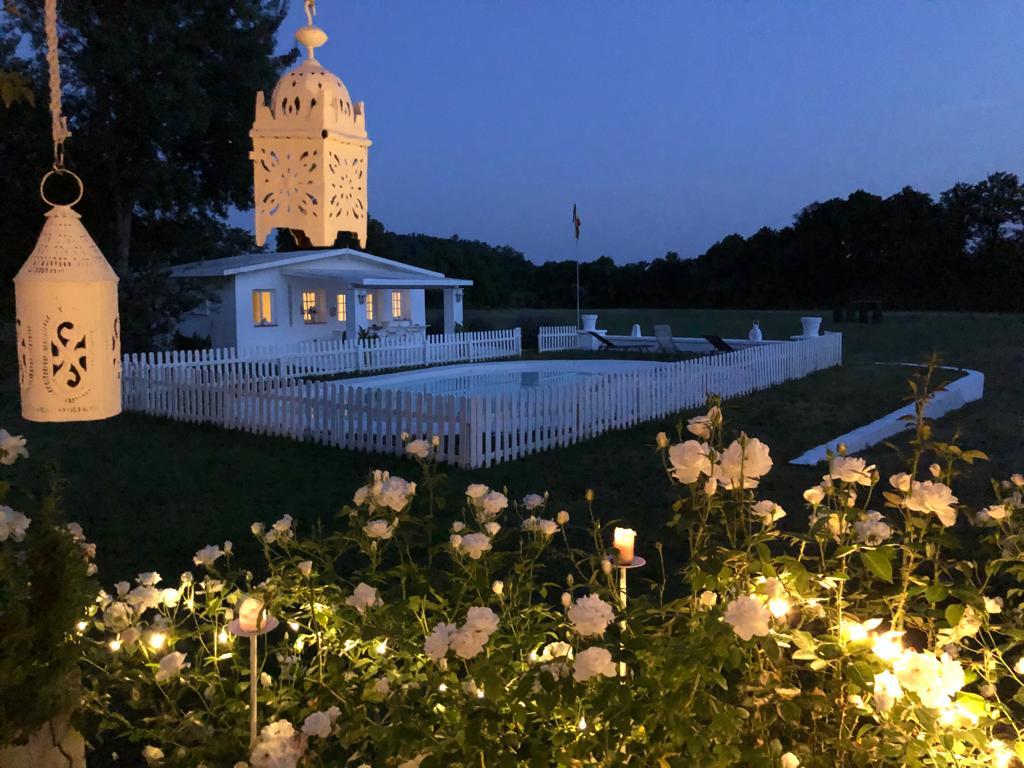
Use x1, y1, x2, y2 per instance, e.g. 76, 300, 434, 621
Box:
250, 1, 371, 248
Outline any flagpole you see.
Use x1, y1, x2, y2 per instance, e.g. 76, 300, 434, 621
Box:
575, 236, 580, 330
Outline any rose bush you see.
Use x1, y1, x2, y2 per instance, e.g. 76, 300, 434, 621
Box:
9, 365, 1023, 766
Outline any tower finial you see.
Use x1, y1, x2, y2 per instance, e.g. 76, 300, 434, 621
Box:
296, 0, 327, 60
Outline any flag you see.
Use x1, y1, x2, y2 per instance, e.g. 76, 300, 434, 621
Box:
572, 204, 581, 240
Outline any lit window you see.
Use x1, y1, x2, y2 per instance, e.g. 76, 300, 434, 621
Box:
336, 293, 347, 322
252, 290, 274, 325
366, 293, 374, 320
391, 290, 403, 319
302, 290, 324, 324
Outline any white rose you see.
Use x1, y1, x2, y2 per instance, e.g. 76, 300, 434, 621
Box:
449, 627, 488, 659
984, 596, 1003, 614
568, 594, 615, 637
1011, 473, 1024, 488
699, 590, 717, 608
980, 504, 1009, 521
363, 519, 395, 540
906, 481, 958, 527
459, 532, 492, 560
479, 491, 508, 520
803, 486, 825, 505
449, 533, 463, 550
714, 435, 773, 489
345, 583, 382, 614
0, 506, 31, 543
572, 646, 617, 683
465, 483, 489, 501
451, 521, 466, 533
853, 511, 892, 545
405, 439, 430, 459
492, 580, 504, 596
780, 752, 800, 768
484, 521, 501, 536
752, 500, 786, 525
142, 745, 165, 766
0, 429, 29, 465
723, 595, 771, 641
155, 651, 189, 682
668, 440, 713, 484
301, 706, 340, 738
424, 622, 455, 662
193, 544, 224, 568
556, 510, 570, 525
378, 477, 416, 512
137, 572, 162, 587
872, 669, 903, 711
522, 493, 545, 510
686, 415, 712, 439
297, 561, 313, 577
464, 606, 500, 635
889, 473, 912, 493
830, 456, 875, 486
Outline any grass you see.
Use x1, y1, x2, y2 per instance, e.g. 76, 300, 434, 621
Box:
2, 308, 1021, 580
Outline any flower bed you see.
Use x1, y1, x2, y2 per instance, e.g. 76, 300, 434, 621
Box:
2, 365, 1024, 767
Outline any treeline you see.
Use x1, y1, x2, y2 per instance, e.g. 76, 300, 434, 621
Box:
313, 172, 1024, 313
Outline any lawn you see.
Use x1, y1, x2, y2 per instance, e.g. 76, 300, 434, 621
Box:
2, 308, 1021, 581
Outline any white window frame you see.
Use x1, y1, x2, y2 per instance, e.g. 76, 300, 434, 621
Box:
391, 290, 403, 319
336, 292, 347, 322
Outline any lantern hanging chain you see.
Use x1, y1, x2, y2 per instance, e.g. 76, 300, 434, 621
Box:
44, 0, 71, 171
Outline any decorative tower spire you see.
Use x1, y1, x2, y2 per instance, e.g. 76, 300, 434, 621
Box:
249, 0, 371, 249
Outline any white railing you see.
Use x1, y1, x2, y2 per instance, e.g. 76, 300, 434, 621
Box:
122, 329, 522, 382
538, 325, 578, 353
123, 334, 842, 469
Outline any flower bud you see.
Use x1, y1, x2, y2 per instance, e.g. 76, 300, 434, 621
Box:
656, 432, 670, 449
929, 463, 941, 478
556, 510, 569, 526
601, 558, 613, 575
561, 592, 572, 608
491, 580, 504, 596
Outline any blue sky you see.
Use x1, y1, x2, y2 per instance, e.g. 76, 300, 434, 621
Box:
244, 1, 1024, 264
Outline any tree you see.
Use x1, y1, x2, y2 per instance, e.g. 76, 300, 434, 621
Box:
1, 1, 295, 349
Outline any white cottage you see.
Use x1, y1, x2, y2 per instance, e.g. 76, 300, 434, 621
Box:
172, 248, 471, 350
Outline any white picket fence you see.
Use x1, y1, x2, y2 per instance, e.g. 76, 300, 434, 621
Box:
122, 333, 842, 468
538, 325, 578, 353
123, 329, 522, 381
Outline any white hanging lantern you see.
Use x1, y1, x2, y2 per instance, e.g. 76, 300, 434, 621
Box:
250, 0, 371, 248
14, 0, 121, 422
15, 177, 121, 422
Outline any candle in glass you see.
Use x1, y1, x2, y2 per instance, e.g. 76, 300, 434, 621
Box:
612, 527, 636, 565
238, 597, 266, 634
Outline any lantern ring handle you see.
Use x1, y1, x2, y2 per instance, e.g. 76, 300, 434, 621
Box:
40, 168, 84, 208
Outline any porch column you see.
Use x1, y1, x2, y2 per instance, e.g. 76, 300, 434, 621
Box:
352, 289, 369, 337
443, 287, 464, 335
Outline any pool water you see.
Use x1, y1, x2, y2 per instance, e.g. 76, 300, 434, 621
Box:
340, 360, 666, 397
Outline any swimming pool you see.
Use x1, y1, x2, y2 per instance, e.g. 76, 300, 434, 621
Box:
338, 359, 668, 397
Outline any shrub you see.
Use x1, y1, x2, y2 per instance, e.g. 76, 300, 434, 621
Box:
29, 367, 1024, 766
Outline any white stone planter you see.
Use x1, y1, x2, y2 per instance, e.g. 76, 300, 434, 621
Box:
0, 716, 86, 768
580, 314, 598, 332
800, 316, 822, 337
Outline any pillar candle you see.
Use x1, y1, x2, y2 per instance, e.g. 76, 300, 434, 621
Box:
613, 527, 636, 565
238, 597, 266, 633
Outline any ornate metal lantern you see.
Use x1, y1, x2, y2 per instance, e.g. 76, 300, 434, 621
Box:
14, 0, 121, 422
15, 192, 121, 422
250, 1, 371, 248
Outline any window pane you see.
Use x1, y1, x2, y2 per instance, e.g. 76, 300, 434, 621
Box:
366, 293, 374, 320
252, 290, 273, 325
337, 293, 347, 321
392, 290, 402, 318
302, 291, 318, 323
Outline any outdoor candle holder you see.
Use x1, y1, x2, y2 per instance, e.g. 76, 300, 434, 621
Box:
610, 553, 645, 678
228, 605, 280, 749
